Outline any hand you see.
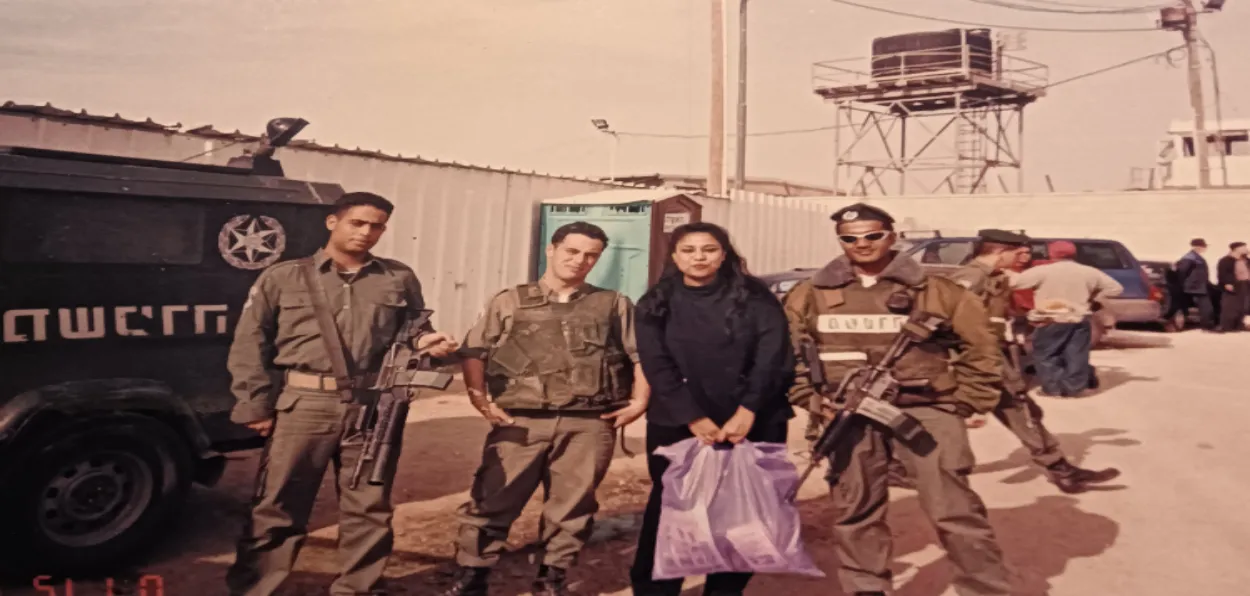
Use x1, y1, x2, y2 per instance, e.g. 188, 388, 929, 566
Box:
601, 398, 648, 429
417, 332, 459, 358
1226, 284, 1235, 293
716, 406, 756, 444
688, 417, 721, 445
468, 390, 514, 426
246, 419, 274, 437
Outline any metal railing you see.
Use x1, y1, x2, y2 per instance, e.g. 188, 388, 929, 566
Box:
812, 44, 1050, 94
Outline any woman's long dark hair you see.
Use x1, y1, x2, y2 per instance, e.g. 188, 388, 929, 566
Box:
636, 221, 776, 335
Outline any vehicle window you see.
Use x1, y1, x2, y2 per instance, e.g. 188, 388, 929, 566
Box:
920, 240, 974, 265
1075, 242, 1130, 270
1029, 242, 1048, 261
2, 192, 205, 265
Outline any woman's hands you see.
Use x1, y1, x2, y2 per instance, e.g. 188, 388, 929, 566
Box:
717, 406, 756, 444
688, 417, 721, 445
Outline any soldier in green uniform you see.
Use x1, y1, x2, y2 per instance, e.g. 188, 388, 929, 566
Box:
225, 191, 460, 596
442, 221, 651, 596
784, 203, 1013, 596
946, 229, 1120, 493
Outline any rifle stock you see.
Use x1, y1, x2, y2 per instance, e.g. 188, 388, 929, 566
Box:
349, 310, 455, 489
785, 312, 946, 503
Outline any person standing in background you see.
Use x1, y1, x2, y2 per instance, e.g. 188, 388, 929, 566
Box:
1173, 238, 1215, 331
1216, 242, 1249, 332
1009, 241, 1123, 398
629, 222, 795, 596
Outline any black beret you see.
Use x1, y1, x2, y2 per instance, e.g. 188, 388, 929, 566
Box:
977, 228, 1030, 246
830, 202, 895, 226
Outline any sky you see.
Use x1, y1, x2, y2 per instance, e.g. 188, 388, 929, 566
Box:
2, 0, 1247, 194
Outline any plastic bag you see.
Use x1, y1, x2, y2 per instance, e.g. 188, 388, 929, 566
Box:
652, 438, 825, 580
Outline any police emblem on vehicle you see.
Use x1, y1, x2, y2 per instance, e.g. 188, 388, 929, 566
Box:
817, 314, 905, 333
218, 215, 287, 270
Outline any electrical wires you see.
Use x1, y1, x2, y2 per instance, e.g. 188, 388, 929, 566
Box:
967, 0, 1169, 16
827, 0, 1162, 32
609, 46, 1183, 141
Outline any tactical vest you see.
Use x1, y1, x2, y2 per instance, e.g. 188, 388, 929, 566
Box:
808, 279, 958, 400
484, 283, 633, 411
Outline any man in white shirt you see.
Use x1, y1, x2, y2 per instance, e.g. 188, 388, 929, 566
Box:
1009, 240, 1123, 397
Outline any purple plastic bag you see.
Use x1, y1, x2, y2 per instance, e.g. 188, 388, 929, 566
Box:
652, 438, 825, 580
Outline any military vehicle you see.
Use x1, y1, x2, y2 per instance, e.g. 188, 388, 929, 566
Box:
0, 118, 344, 575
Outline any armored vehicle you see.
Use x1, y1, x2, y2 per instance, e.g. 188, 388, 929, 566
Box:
0, 119, 344, 575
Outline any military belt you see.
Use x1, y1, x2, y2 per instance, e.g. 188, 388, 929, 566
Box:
286, 370, 378, 392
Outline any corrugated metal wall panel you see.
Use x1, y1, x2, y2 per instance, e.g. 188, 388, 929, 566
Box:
1, 114, 842, 337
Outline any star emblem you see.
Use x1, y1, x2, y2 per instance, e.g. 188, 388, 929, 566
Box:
229, 218, 279, 263
218, 215, 287, 270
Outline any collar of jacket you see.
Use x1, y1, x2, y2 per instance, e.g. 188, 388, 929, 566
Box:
810, 252, 926, 289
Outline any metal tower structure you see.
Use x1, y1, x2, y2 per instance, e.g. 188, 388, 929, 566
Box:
812, 29, 1049, 196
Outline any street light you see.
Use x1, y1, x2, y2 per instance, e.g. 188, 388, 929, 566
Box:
590, 118, 619, 182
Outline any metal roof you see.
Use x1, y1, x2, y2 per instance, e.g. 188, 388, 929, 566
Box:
0, 100, 652, 188
540, 188, 702, 206
1167, 118, 1250, 135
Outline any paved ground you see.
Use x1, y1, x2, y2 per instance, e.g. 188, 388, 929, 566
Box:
4, 328, 1250, 595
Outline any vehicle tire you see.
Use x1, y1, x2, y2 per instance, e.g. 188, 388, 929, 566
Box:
0, 414, 193, 576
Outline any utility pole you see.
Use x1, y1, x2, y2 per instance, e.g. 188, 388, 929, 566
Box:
709, 0, 727, 197
1170, 1, 1211, 189
734, 0, 748, 191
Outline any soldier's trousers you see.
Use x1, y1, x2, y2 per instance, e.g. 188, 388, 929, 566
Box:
454, 411, 616, 569
226, 389, 400, 596
829, 405, 1012, 596
993, 392, 1064, 468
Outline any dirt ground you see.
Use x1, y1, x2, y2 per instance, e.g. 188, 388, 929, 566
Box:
5, 328, 1250, 595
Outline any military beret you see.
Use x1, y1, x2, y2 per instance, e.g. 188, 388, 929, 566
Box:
976, 228, 1030, 246
830, 202, 895, 226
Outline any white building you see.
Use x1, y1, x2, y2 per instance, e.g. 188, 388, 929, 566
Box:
1157, 118, 1250, 189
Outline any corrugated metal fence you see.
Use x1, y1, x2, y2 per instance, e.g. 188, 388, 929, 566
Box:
1, 109, 846, 338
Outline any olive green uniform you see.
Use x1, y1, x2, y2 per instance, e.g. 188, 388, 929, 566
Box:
454, 280, 638, 570
947, 261, 1063, 468
226, 249, 433, 596
784, 254, 1012, 596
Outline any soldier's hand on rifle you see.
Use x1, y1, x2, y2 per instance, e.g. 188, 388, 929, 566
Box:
246, 418, 275, 437
717, 406, 756, 444
416, 332, 459, 358
601, 397, 647, 429
468, 388, 514, 426
688, 417, 721, 445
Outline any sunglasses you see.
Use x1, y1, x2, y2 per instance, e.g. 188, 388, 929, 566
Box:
838, 231, 891, 244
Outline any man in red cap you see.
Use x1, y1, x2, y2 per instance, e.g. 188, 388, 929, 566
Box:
1008, 240, 1123, 397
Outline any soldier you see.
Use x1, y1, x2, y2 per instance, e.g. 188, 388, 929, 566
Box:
443, 221, 651, 596
784, 203, 1012, 596
225, 191, 460, 596
947, 230, 1120, 493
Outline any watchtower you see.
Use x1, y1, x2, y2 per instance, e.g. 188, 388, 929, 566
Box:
812, 29, 1049, 196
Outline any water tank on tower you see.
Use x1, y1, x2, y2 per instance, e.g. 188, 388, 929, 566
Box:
871, 28, 994, 80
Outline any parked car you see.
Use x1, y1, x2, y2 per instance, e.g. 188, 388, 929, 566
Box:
758, 233, 1165, 346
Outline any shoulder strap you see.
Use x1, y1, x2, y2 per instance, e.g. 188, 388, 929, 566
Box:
299, 258, 357, 402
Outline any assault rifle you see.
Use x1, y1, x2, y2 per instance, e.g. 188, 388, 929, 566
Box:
349, 309, 455, 489
785, 311, 946, 502
1002, 317, 1044, 425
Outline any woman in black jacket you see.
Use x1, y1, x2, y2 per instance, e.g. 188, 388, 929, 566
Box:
628, 222, 795, 596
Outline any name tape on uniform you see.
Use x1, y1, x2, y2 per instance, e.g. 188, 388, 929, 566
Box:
819, 351, 869, 362
816, 314, 906, 334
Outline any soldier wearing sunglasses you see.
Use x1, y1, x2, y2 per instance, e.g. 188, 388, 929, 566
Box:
782, 203, 1012, 596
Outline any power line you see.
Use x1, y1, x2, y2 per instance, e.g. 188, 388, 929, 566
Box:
610, 46, 1181, 141
828, 0, 1162, 32
968, 0, 1167, 15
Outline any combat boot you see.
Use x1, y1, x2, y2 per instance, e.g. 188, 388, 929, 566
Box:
533, 564, 570, 596
440, 566, 490, 596
1046, 459, 1121, 494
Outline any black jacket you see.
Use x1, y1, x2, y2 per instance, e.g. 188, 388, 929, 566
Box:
1176, 251, 1211, 295
1216, 255, 1243, 289
635, 279, 796, 429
